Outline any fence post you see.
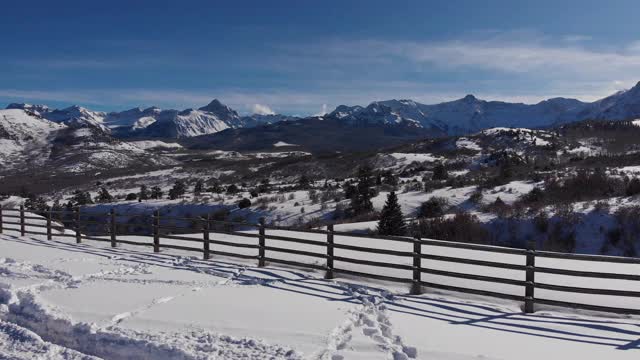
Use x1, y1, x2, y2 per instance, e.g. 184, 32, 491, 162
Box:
74, 207, 81, 244
0, 205, 3, 234
325, 224, 334, 279
525, 240, 536, 314
46, 208, 52, 240
110, 208, 116, 248
153, 210, 160, 253
258, 219, 266, 267
19, 205, 25, 236
203, 215, 210, 260
411, 236, 423, 295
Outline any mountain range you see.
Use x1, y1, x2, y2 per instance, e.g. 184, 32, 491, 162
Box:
4, 81, 640, 146
6, 100, 298, 139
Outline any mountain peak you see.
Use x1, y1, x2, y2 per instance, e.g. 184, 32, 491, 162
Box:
199, 99, 224, 111
462, 94, 478, 102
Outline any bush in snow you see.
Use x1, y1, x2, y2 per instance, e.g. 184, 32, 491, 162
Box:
410, 211, 489, 243
238, 198, 251, 209
610, 206, 640, 257
226, 184, 239, 195
468, 190, 483, 204
533, 211, 549, 233
625, 178, 640, 196
418, 197, 448, 218
125, 193, 138, 201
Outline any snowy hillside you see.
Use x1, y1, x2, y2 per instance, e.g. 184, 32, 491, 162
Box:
0, 109, 65, 169
0, 109, 176, 177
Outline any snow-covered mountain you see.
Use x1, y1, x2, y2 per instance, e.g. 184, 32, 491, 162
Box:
574, 81, 640, 121
331, 102, 423, 129
7, 99, 295, 139
7, 103, 109, 131
0, 108, 175, 176
330, 95, 589, 135
329, 82, 640, 135
6, 81, 640, 142
240, 113, 299, 127
0, 109, 65, 169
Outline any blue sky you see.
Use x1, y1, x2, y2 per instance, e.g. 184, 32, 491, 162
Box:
2, 0, 640, 115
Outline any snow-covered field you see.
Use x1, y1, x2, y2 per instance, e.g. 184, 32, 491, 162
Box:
0, 216, 639, 359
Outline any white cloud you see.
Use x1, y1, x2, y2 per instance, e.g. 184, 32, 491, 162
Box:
314, 104, 328, 116
251, 103, 275, 115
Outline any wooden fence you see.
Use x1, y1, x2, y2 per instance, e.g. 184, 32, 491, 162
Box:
0, 205, 639, 316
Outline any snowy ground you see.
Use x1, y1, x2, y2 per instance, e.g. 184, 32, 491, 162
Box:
0, 220, 639, 359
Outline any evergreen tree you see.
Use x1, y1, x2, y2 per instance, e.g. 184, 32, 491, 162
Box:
51, 199, 63, 221
377, 191, 406, 235
432, 163, 448, 180
139, 185, 149, 201
194, 179, 204, 196
150, 186, 163, 199
298, 175, 311, 189
343, 181, 357, 199
168, 180, 187, 200
95, 187, 113, 203
349, 166, 374, 216
71, 190, 93, 205
258, 178, 270, 193
24, 195, 49, 214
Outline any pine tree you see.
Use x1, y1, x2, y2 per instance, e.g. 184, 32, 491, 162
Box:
139, 185, 149, 201
349, 166, 374, 216
168, 180, 186, 200
95, 187, 113, 203
150, 186, 163, 199
71, 190, 93, 205
194, 179, 204, 196
377, 191, 406, 235
298, 175, 311, 189
432, 163, 448, 180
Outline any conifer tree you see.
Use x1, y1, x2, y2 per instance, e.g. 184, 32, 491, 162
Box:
377, 191, 406, 235
150, 186, 163, 199
194, 179, 204, 196
168, 180, 187, 200
139, 185, 149, 201
95, 187, 113, 203
349, 166, 374, 215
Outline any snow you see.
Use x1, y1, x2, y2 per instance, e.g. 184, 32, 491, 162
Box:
128, 140, 183, 150
0, 109, 65, 169
377, 153, 443, 170
274, 141, 299, 147
455, 138, 482, 151
0, 215, 638, 358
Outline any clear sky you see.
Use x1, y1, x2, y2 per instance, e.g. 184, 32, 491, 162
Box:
2, 0, 640, 115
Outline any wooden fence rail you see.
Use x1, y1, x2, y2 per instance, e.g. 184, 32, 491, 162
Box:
0, 206, 639, 316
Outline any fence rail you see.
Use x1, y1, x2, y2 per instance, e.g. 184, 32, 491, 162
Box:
0, 205, 638, 316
